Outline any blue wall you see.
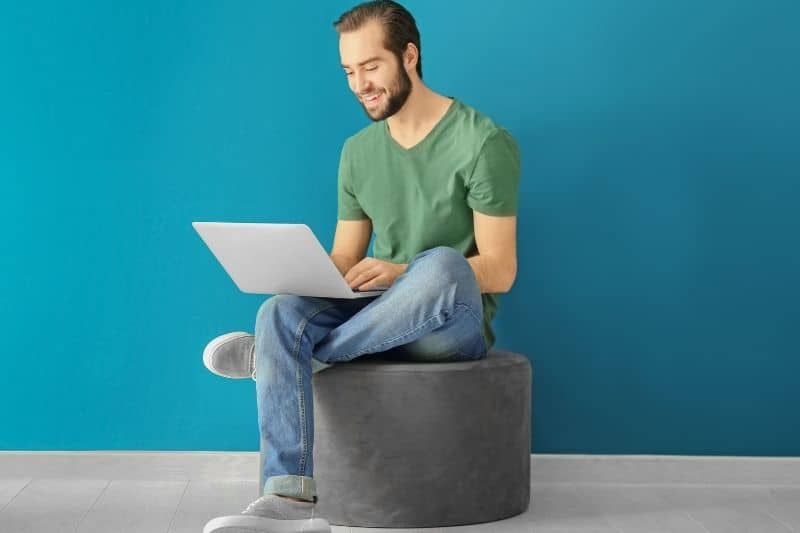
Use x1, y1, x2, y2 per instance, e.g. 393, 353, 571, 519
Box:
2, 0, 798, 454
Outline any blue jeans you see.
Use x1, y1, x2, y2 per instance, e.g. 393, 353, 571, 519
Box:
253, 246, 488, 503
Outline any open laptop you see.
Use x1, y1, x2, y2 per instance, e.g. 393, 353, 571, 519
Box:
192, 222, 388, 299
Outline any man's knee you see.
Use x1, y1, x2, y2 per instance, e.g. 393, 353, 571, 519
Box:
411, 246, 471, 282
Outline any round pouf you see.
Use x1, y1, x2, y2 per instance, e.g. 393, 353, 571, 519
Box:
259, 349, 532, 528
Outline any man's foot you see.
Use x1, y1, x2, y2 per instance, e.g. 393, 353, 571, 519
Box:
202, 494, 331, 533
203, 332, 256, 380
203, 331, 334, 379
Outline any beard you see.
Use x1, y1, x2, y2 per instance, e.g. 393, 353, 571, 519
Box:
360, 60, 413, 122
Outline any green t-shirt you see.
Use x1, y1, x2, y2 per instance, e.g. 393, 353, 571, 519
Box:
337, 97, 520, 349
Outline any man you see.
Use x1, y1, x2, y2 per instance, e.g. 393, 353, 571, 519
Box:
202, 1, 519, 531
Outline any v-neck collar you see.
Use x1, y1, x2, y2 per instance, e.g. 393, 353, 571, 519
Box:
383, 97, 458, 154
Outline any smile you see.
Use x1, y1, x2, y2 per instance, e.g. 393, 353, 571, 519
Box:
362, 92, 383, 105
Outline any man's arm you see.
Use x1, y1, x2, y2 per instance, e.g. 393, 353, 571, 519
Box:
467, 211, 517, 294
330, 219, 372, 276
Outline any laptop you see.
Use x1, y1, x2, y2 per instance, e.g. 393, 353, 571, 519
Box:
192, 222, 388, 299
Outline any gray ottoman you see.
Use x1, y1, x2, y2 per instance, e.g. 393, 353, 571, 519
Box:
258, 349, 532, 528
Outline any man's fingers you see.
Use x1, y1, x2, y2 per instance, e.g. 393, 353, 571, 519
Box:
344, 258, 374, 284
351, 269, 379, 289
344, 262, 366, 284
358, 274, 387, 291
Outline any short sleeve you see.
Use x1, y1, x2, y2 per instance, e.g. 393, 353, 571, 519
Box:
466, 128, 520, 216
337, 139, 368, 220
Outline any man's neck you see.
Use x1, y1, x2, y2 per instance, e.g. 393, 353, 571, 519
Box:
386, 84, 451, 142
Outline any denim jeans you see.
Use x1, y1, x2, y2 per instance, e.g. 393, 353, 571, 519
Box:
253, 246, 488, 503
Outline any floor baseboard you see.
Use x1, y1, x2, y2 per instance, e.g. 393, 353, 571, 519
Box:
1, 452, 798, 486
531, 454, 800, 485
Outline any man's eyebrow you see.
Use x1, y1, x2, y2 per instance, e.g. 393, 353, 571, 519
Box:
341, 56, 382, 68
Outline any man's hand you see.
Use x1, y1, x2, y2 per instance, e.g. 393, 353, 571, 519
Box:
344, 257, 408, 291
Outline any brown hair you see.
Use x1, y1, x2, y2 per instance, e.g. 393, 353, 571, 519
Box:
333, 0, 423, 79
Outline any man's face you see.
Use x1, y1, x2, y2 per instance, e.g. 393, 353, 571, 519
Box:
339, 20, 412, 121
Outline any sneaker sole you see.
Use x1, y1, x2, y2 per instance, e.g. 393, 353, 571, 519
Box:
202, 331, 254, 379
203, 514, 331, 533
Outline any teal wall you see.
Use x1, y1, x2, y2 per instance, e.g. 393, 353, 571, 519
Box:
2, 1, 798, 454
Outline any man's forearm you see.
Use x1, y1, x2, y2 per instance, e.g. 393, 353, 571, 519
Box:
329, 254, 361, 277
331, 252, 512, 294
377, 254, 512, 293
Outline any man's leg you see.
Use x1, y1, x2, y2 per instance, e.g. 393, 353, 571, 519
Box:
313, 245, 487, 364
254, 294, 372, 503
254, 245, 486, 502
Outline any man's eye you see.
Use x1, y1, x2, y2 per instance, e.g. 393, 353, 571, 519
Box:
344, 72, 353, 76
366, 66, 377, 71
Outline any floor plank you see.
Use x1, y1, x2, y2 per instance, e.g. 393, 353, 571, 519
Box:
74, 479, 187, 533
652, 485, 793, 533
0, 478, 108, 533
574, 484, 708, 533
0, 478, 32, 512
526, 483, 619, 532
167, 480, 256, 533
3, 476, 799, 533
764, 487, 800, 532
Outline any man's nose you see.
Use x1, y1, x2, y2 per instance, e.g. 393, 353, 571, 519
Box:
354, 73, 371, 94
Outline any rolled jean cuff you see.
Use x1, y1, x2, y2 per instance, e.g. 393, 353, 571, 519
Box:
263, 474, 318, 503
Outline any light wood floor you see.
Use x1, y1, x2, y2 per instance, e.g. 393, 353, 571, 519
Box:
2, 477, 799, 532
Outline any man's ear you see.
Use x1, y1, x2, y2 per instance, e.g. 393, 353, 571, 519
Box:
403, 42, 419, 73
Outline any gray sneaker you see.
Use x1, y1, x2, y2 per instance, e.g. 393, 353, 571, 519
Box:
203, 332, 256, 380
202, 494, 331, 533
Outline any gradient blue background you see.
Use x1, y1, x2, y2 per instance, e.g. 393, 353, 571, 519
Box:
2, 1, 798, 454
